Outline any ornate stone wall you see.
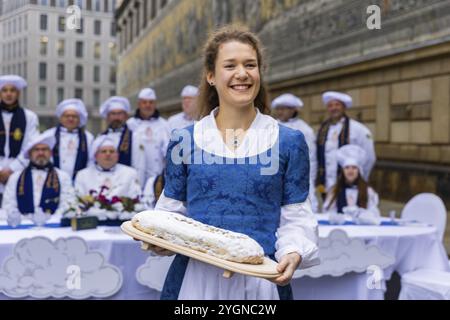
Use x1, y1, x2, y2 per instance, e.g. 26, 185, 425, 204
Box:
117, 0, 450, 205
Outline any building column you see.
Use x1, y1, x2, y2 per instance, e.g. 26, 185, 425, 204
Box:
431, 75, 450, 143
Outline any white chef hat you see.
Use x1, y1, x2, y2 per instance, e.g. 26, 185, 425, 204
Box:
322, 91, 353, 108
336, 144, 366, 175
180, 85, 199, 98
99, 96, 131, 118
138, 88, 157, 101
0, 75, 27, 91
90, 135, 117, 161
271, 93, 304, 109
24, 131, 56, 159
56, 98, 88, 127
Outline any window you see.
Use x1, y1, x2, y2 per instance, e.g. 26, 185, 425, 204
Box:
57, 64, 65, 81
111, 22, 116, 37
76, 18, 84, 34
39, 87, 47, 106
40, 36, 48, 56
57, 39, 65, 56
57, 88, 64, 103
109, 66, 116, 84
39, 62, 47, 80
93, 89, 100, 107
94, 42, 101, 59
151, 0, 157, 19
94, 0, 101, 12
75, 41, 83, 58
93, 66, 100, 82
75, 65, 83, 82
109, 42, 116, 61
40, 14, 48, 31
58, 0, 66, 8
58, 16, 65, 32
75, 88, 83, 100
94, 20, 101, 35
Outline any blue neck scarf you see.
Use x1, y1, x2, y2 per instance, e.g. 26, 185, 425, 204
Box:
102, 125, 132, 166
316, 115, 350, 194
0, 101, 27, 158
53, 125, 89, 180
17, 164, 61, 215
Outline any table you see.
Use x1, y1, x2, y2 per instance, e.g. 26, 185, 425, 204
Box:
0, 216, 448, 300
0, 223, 160, 300
291, 215, 450, 300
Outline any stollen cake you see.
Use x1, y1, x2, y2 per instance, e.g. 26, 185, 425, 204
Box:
132, 211, 265, 264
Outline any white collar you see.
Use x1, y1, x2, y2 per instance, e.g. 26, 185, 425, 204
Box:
193, 107, 279, 158
94, 164, 117, 173
60, 126, 79, 134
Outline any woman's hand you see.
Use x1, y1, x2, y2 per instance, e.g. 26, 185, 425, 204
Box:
271, 252, 302, 286
133, 238, 175, 256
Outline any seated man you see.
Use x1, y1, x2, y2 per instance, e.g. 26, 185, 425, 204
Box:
75, 136, 142, 201
2, 131, 75, 220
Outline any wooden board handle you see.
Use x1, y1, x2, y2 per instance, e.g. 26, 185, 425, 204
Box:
222, 270, 234, 278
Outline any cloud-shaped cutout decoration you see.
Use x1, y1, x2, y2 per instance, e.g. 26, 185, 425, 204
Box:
294, 229, 395, 278
136, 256, 174, 292
0, 237, 123, 299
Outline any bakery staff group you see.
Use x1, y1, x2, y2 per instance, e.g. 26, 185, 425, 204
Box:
0, 74, 376, 216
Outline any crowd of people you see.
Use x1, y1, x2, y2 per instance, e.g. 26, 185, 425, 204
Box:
0, 25, 381, 300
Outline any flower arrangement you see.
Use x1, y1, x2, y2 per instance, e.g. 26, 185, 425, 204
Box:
63, 186, 146, 223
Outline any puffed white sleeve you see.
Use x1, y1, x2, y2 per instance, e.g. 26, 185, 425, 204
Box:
154, 189, 187, 216
275, 198, 320, 269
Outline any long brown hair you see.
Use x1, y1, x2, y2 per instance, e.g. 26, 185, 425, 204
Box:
326, 171, 369, 210
196, 24, 270, 119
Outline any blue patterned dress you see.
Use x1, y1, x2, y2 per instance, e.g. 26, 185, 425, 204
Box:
157, 109, 315, 300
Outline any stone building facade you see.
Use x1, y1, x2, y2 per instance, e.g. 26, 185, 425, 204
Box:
116, 0, 450, 206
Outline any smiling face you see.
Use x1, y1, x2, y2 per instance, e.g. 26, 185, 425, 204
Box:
95, 146, 119, 170
206, 41, 260, 111
0, 85, 20, 106
343, 165, 360, 185
60, 110, 81, 131
29, 143, 52, 167
138, 99, 156, 119
327, 99, 346, 122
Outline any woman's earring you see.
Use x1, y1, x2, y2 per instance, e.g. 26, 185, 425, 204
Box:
210, 82, 214, 86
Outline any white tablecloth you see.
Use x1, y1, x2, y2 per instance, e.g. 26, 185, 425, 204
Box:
0, 224, 161, 300
291, 216, 450, 300
0, 217, 448, 300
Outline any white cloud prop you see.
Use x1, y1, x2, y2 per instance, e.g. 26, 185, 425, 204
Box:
136, 256, 175, 292
0, 237, 123, 299
294, 229, 395, 278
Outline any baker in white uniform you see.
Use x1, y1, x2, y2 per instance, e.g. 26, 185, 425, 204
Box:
323, 144, 380, 216
98, 96, 149, 189
272, 93, 318, 212
2, 131, 74, 219
0, 75, 39, 196
316, 91, 376, 202
127, 88, 171, 187
41, 99, 94, 180
168, 85, 199, 132
74, 135, 142, 201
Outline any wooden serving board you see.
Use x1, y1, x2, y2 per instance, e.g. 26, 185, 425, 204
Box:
121, 221, 281, 279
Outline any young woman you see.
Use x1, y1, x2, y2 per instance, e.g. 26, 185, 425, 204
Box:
323, 144, 380, 216
145, 25, 319, 300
